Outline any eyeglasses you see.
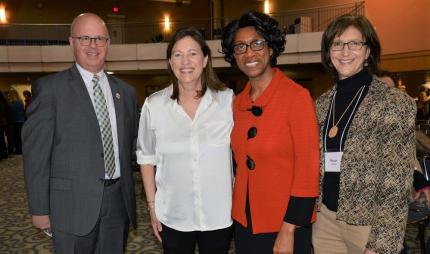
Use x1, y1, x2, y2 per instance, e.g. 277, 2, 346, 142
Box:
247, 106, 263, 116
72, 36, 110, 47
330, 40, 366, 51
233, 39, 266, 55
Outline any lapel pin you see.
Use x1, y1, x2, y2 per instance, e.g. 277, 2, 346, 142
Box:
115, 93, 121, 99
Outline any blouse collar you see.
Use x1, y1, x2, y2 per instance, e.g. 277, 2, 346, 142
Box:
237, 67, 283, 110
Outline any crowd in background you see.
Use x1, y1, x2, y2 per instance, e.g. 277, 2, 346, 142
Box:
0, 89, 31, 160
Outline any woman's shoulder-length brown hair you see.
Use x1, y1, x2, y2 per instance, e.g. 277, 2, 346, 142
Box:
321, 15, 381, 76
166, 27, 226, 101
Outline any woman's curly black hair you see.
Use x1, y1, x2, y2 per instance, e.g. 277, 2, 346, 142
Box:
221, 11, 286, 67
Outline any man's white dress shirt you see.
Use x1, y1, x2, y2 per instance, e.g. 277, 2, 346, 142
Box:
136, 85, 234, 231
76, 63, 121, 179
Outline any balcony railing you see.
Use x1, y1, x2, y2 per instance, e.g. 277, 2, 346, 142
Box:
0, 1, 364, 46
270, 1, 364, 34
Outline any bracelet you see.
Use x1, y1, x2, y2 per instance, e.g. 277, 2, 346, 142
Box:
147, 201, 155, 210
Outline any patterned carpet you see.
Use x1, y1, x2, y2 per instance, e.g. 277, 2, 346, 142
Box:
0, 156, 161, 253
0, 155, 426, 253
0, 156, 236, 254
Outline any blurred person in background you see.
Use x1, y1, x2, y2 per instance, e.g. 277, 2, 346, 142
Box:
0, 92, 9, 159
377, 71, 430, 206
7, 89, 25, 154
417, 84, 430, 120
23, 90, 32, 113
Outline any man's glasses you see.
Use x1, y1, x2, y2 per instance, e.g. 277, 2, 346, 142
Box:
72, 36, 110, 47
233, 39, 266, 55
246, 105, 263, 170
330, 40, 366, 51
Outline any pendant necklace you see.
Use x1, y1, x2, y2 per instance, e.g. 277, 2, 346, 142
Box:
328, 86, 364, 138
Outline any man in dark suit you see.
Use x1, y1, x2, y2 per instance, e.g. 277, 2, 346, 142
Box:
22, 13, 137, 253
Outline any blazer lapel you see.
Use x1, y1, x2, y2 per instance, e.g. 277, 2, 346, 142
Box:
67, 66, 101, 135
343, 78, 379, 151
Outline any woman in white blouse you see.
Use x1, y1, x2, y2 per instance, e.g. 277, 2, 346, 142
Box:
136, 27, 234, 254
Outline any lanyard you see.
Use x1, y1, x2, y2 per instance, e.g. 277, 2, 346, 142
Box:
324, 85, 365, 152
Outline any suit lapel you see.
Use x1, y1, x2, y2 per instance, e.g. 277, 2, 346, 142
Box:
67, 66, 101, 135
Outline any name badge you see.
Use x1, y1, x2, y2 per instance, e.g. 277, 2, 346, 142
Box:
324, 152, 343, 172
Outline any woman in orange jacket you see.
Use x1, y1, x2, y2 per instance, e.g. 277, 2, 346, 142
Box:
221, 11, 320, 254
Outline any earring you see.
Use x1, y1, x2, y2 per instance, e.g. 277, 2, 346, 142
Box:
364, 60, 369, 67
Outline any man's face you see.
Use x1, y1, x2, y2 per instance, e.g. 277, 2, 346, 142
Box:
69, 14, 110, 74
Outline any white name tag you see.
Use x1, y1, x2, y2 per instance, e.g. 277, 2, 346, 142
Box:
324, 152, 343, 172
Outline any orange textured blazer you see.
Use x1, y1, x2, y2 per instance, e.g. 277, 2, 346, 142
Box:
231, 68, 320, 234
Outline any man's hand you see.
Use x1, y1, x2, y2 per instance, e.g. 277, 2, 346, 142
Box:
32, 215, 51, 230
364, 249, 376, 254
273, 222, 295, 254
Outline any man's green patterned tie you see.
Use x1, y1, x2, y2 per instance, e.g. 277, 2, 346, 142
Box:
92, 75, 115, 178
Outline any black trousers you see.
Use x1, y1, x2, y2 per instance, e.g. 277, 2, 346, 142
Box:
52, 180, 129, 254
161, 224, 232, 254
235, 191, 312, 254
234, 221, 312, 254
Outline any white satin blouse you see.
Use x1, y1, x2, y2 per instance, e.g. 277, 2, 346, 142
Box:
136, 85, 234, 231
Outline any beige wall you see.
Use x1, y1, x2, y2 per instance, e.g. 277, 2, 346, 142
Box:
365, 0, 430, 55
288, 0, 430, 55
222, 0, 429, 55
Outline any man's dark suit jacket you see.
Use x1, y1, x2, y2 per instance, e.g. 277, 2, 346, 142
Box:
22, 65, 137, 236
